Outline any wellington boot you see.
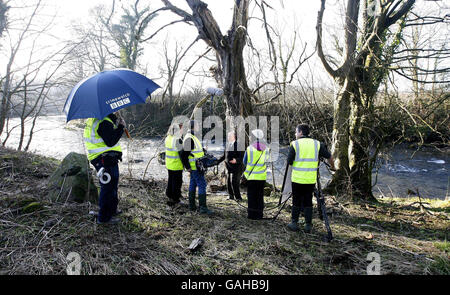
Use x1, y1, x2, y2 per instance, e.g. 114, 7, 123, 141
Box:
198, 194, 213, 215
304, 207, 313, 233
287, 206, 302, 231
188, 191, 197, 211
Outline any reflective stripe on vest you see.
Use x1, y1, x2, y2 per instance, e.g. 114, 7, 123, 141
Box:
165, 135, 183, 171
183, 133, 204, 170
84, 117, 122, 161
291, 138, 319, 184
244, 146, 267, 181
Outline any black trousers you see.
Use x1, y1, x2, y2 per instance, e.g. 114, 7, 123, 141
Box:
247, 180, 265, 219
292, 182, 315, 209
166, 170, 183, 204
227, 169, 242, 200
91, 156, 120, 222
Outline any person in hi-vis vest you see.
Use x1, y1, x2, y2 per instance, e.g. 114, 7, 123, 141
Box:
243, 129, 270, 220
180, 120, 213, 215
84, 113, 126, 225
286, 124, 335, 233
165, 123, 185, 207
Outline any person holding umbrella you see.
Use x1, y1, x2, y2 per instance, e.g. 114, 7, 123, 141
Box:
63, 69, 161, 224
84, 113, 126, 224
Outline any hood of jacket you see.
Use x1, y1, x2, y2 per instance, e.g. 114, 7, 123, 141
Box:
251, 141, 267, 151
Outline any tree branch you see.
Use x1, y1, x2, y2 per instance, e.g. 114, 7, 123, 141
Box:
316, 0, 339, 78
385, 0, 416, 28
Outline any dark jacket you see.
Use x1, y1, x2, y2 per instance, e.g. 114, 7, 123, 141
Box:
91, 114, 124, 165
224, 141, 245, 173
287, 136, 331, 166
173, 136, 185, 167
180, 132, 201, 170
97, 114, 124, 148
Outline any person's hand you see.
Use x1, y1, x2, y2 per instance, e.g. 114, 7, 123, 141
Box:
330, 165, 336, 172
118, 118, 127, 128
187, 168, 192, 173
229, 159, 237, 164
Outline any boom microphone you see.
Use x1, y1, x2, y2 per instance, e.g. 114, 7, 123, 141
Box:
206, 87, 224, 96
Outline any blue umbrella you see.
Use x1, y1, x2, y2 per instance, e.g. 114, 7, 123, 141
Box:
63, 69, 161, 122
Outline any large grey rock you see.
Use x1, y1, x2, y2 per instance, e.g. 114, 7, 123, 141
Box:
47, 153, 98, 204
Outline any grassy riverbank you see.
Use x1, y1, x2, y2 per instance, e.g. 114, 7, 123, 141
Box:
0, 147, 448, 275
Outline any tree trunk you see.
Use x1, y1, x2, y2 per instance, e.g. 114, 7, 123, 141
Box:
317, 0, 415, 201
348, 89, 375, 200
18, 118, 25, 151
220, 51, 253, 128
327, 71, 378, 201
0, 77, 11, 137
326, 77, 352, 195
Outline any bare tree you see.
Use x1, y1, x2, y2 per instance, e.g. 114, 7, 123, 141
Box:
159, 37, 200, 111
0, 0, 76, 150
252, 2, 314, 100
162, 0, 254, 128
7, 47, 74, 150
317, 0, 449, 200
392, 7, 450, 88
98, 0, 163, 71
0, 0, 43, 138
69, 5, 119, 76
389, 13, 449, 146
316, 0, 414, 200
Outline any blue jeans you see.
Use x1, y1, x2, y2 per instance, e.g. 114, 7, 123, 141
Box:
189, 170, 207, 195
93, 162, 119, 222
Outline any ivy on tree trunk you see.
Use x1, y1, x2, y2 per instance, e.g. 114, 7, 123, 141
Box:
317, 0, 415, 200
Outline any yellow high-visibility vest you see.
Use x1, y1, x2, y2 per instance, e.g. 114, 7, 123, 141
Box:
165, 134, 183, 171
183, 133, 204, 171
244, 146, 267, 181
291, 138, 319, 184
84, 117, 122, 161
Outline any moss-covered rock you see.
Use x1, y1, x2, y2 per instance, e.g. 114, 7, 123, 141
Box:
46, 152, 98, 204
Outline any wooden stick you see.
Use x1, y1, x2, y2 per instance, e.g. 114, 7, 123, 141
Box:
124, 128, 131, 139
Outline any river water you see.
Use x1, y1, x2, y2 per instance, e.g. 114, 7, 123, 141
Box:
2, 115, 448, 200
